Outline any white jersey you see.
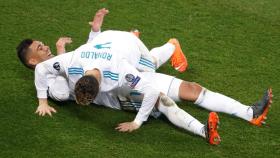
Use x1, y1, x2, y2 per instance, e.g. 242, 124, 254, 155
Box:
35, 30, 159, 125
35, 51, 75, 98
69, 51, 160, 124
88, 30, 156, 71
48, 71, 183, 120
38, 30, 153, 97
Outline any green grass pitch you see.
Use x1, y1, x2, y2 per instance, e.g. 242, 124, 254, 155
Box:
0, 0, 279, 157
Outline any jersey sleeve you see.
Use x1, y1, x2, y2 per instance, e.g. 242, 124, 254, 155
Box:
119, 60, 160, 126
34, 57, 66, 99
87, 30, 101, 43
48, 76, 70, 101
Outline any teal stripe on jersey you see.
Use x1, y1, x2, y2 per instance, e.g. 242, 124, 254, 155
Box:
140, 57, 155, 67
140, 57, 154, 65
69, 70, 83, 73
139, 61, 155, 70
68, 67, 84, 75
103, 71, 119, 77
69, 68, 83, 69
103, 71, 119, 81
139, 58, 155, 70
69, 72, 83, 75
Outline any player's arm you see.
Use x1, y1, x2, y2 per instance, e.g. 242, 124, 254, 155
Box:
56, 37, 72, 55
87, 8, 109, 43
34, 59, 65, 116
48, 76, 71, 101
115, 61, 160, 132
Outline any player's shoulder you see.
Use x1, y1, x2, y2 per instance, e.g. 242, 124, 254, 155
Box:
36, 52, 74, 72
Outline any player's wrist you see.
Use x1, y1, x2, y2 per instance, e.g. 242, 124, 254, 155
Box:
56, 44, 66, 49
38, 98, 49, 106
90, 29, 101, 34
133, 119, 143, 127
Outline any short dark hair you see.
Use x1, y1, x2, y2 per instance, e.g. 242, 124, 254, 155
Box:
75, 75, 99, 105
16, 39, 34, 69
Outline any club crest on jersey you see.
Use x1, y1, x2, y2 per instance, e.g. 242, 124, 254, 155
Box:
125, 74, 135, 82
53, 62, 60, 71
125, 74, 141, 88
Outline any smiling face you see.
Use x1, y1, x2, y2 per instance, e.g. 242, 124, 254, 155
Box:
27, 41, 54, 67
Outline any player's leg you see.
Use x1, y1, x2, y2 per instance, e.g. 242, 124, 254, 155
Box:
177, 81, 273, 126
157, 94, 221, 145
149, 43, 175, 69
133, 34, 188, 72
177, 82, 253, 120
141, 72, 273, 126
150, 39, 188, 72
128, 29, 173, 70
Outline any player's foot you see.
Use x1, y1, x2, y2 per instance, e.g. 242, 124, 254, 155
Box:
168, 38, 188, 72
130, 29, 140, 38
250, 88, 273, 126
205, 112, 221, 145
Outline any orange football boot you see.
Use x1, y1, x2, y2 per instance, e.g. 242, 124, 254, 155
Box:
206, 112, 221, 145
168, 38, 188, 72
250, 88, 273, 126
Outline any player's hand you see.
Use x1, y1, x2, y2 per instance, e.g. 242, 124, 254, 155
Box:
35, 104, 57, 117
56, 37, 72, 55
115, 121, 140, 132
89, 8, 109, 32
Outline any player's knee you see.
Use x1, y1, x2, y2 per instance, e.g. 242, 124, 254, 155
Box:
158, 94, 179, 117
179, 81, 202, 101
160, 94, 177, 107
190, 82, 202, 93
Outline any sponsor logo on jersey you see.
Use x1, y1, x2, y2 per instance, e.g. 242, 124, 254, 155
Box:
125, 74, 140, 88
131, 76, 141, 88
125, 74, 135, 82
130, 76, 141, 89
53, 62, 60, 71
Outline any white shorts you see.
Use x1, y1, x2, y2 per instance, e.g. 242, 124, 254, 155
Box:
119, 72, 183, 118
140, 72, 183, 102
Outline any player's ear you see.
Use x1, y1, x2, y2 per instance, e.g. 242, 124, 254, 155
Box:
28, 57, 38, 67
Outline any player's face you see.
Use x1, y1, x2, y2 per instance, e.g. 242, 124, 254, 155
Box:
28, 41, 54, 65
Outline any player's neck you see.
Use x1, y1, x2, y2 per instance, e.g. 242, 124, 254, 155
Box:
85, 69, 101, 83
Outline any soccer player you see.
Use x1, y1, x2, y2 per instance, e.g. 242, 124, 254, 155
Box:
32, 28, 272, 145
16, 8, 272, 145
41, 31, 223, 145
41, 8, 272, 128
17, 10, 222, 144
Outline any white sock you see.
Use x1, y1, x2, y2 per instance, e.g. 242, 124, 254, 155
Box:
195, 88, 253, 121
158, 95, 205, 138
150, 43, 175, 68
